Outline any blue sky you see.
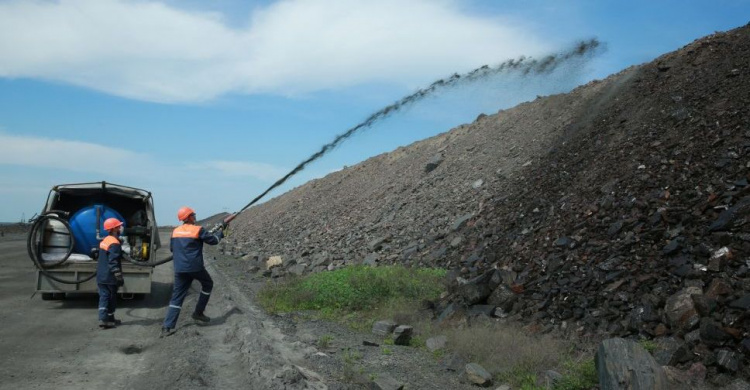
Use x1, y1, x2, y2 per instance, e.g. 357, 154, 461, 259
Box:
0, 0, 748, 225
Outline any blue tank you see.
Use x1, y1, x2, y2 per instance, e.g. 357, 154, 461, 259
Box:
69, 205, 126, 255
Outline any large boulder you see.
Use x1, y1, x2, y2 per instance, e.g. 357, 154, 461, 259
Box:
465, 363, 492, 387
372, 320, 397, 336
487, 285, 517, 312
595, 338, 669, 390
663, 287, 702, 332
653, 337, 691, 366
457, 272, 493, 305
393, 325, 413, 346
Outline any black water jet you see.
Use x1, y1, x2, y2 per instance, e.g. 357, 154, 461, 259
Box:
234, 39, 602, 214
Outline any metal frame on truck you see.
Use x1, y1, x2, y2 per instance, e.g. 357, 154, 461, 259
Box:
29, 181, 164, 300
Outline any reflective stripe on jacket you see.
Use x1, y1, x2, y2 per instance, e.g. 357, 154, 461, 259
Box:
97, 235, 122, 285
170, 224, 220, 273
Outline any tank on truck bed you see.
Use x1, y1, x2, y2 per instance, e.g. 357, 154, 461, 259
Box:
28, 181, 165, 300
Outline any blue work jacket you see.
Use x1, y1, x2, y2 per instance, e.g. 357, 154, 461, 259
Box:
171, 224, 220, 273
97, 235, 122, 285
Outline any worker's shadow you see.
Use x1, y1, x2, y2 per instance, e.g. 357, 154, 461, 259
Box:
52, 281, 242, 328
123, 306, 242, 327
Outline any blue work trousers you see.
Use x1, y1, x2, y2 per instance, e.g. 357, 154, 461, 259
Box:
97, 284, 118, 322
163, 269, 214, 329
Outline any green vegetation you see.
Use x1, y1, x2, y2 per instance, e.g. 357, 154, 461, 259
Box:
409, 335, 426, 348
638, 339, 658, 353
318, 334, 334, 349
496, 356, 597, 390
342, 348, 365, 383
258, 265, 599, 389
554, 358, 598, 390
258, 265, 446, 327
439, 324, 598, 390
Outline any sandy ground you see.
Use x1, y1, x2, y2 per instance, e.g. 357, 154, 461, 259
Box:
0, 232, 326, 390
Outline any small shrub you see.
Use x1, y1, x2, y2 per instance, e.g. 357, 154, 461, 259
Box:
318, 335, 334, 349
382, 347, 393, 355
341, 349, 365, 383
638, 339, 657, 353
410, 335, 426, 348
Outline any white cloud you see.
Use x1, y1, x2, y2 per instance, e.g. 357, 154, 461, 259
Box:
0, 0, 549, 103
0, 132, 152, 174
0, 132, 286, 182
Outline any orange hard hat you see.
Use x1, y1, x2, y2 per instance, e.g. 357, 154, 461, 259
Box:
177, 206, 196, 221
103, 218, 123, 231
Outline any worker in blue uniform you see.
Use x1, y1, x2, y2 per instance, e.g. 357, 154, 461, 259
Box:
161, 206, 223, 337
98, 217, 125, 329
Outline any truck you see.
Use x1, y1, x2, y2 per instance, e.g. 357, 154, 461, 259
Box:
27, 181, 166, 300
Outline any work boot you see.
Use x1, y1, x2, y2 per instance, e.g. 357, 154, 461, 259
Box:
160, 327, 176, 338
191, 312, 210, 323
99, 320, 116, 329
108, 317, 122, 326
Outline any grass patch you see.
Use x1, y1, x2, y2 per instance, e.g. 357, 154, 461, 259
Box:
258, 265, 446, 329
341, 348, 365, 383
445, 324, 566, 388
554, 358, 598, 390
410, 335, 426, 348
318, 335, 334, 349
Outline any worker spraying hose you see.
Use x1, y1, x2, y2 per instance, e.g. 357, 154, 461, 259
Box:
161, 207, 223, 337
210, 39, 602, 231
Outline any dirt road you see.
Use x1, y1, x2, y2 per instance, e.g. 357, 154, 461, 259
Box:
0, 233, 326, 390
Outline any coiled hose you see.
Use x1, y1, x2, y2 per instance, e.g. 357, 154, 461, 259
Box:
28, 214, 173, 285
27, 213, 97, 284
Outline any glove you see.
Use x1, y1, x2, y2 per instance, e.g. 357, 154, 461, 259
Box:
215, 229, 225, 240
114, 271, 124, 287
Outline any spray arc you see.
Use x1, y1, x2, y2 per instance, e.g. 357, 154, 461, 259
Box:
216, 39, 603, 228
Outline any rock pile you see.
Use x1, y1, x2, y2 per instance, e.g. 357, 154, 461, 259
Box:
220, 24, 750, 385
